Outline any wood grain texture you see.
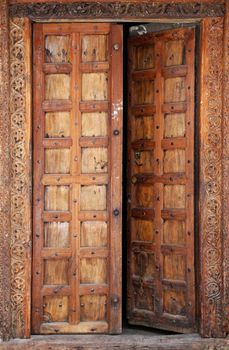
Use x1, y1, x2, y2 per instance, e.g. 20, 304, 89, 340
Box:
10, 17, 32, 339
8, 2, 225, 20
1, 334, 229, 350
32, 23, 122, 334
199, 17, 225, 338
223, 1, 229, 334
127, 27, 196, 333
1, 4, 228, 342
0, 0, 11, 342
8, 0, 226, 4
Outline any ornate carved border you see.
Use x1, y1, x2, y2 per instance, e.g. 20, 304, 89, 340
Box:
0, 0, 12, 342
1, 0, 228, 341
10, 17, 32, 339
199, 17, 224, 337
222, 2, 229, 334
9, 2, 225, 20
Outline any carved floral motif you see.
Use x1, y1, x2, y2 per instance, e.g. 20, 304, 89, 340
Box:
3, 3, 228, 341
10, 17, 31, 338
223, 3, 229, 333
0, 0, 12, 342
200, 17, 224, 337
9, 2, 225, 20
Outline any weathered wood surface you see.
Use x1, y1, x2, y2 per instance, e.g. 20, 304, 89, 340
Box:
33, 23, 122, 334
1, 1, 229, 342
9, 0, 225, 3
0, 0, 12, 342
0, 334, 229, 350
9, 2, 225, 20
127, 27, 196, 333
199, 17, 225, 337
223, 1, 229, 334
10, 17, 32, 339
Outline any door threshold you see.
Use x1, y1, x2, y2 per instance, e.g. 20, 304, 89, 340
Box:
1, 334, 229, 350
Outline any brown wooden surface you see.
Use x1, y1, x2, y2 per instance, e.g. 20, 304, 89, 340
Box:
1, 333, 229, 350
127, 27, 196, 333
199, 17, 225, 338
32, 23, 122, 334
223, 1, 229, 334
0, 0, 11, 342
9, 0, 225, 4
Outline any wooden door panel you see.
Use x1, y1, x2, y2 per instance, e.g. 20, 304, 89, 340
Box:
33, 23, 122, 335
127, 28, 196, 333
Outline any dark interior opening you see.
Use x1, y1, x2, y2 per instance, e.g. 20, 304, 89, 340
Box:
121, 21, 200, 334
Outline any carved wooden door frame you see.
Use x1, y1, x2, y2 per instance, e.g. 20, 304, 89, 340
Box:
1, 0, 229, 340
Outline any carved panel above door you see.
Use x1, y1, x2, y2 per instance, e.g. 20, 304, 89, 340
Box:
9, 2, 225, 20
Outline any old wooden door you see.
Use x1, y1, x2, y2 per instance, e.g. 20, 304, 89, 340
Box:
32, 23, 122, 334
127, 28, 196, 332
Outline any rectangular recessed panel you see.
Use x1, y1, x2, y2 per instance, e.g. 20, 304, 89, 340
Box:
164, 113, 185, 138
164, 40, 185, 67
82, 112, 107, 137
45, 35, 70, 63
80, 185, 106, 211
163, 220, 185, 245
164, 149, 185, 173
135, 184, 154, 208
133, 284, 154, 312
163, 289, 186, 316
81, 148, 108, 173
133, 150, 154, 174
81, 221, 108, 247
82, 73, 108, 101
80, 295, 107, 321
45, 186, 69, 211
164, 77, 186, 103
45, 149, 70, 174
80, 258, 107, 284
163, 255, 185, 281
44, 259, 69, 285
43, 296, 69, 322
82, 35, 108, 62
164, 185, 185, 209
134, 44, 155, 70
134, 219, 154, 242
133, 80, 154, 105
44, 222, 70, 248
134, 116, 154, 141
134, 252, 155, 279
45, 74, 70, 100
45, 112, 70, 138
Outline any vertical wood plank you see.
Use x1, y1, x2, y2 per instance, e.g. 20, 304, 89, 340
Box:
154, 38, 164, 319
23, 17, 32, 338
69, 32, 80, 325
109, 24, 123, 334
185, 28, 195, 328
32, 23, 45, 334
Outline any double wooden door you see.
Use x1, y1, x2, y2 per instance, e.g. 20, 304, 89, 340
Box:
32, 23, 196, 334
